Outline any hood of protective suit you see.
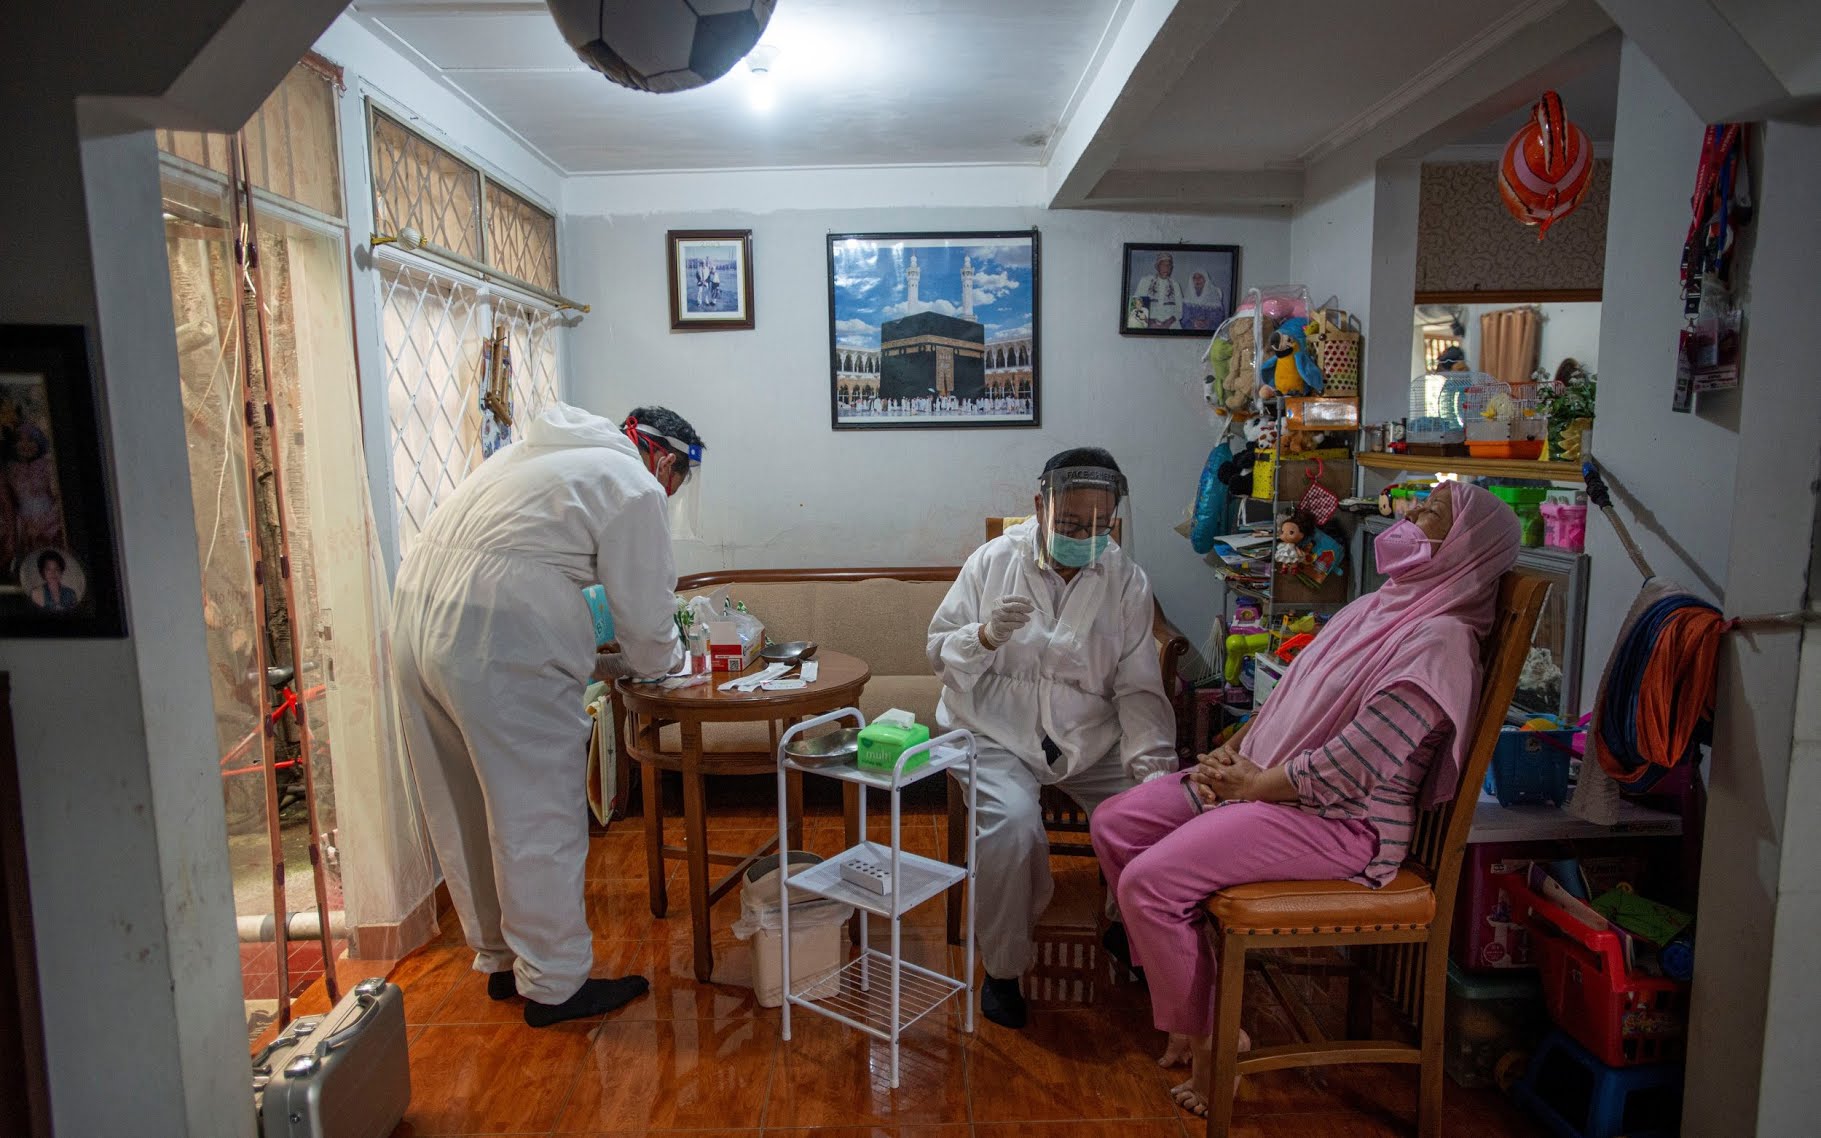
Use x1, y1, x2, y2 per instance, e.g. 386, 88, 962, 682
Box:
524, 403, 643, 461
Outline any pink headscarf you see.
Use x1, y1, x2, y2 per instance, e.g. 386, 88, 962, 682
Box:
1241, 482, 1521, 806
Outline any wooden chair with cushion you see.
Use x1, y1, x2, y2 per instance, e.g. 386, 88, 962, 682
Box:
1197, 570, 1549, 1137
944, 515, 1191, 944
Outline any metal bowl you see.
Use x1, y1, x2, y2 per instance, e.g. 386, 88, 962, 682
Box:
783, 728, 860, 768
762, 640, 819, 664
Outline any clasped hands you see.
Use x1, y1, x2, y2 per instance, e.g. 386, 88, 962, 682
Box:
1187, 740, 1268, 805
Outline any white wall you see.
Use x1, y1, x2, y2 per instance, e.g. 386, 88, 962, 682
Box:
560, 179, 1292, 644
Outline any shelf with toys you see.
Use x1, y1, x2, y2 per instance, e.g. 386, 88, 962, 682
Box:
1357, 453, 1585, 482
1195, 284, 1366, 724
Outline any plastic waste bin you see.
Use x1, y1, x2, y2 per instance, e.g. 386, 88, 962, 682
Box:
731, 852, 853, 1007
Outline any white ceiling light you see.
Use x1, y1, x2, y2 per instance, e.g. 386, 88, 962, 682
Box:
746, 43, 780, 112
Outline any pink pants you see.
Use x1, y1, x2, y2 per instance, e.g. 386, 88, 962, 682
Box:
1090, 773, 1377, 1036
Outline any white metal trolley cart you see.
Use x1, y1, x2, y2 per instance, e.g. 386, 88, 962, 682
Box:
774, 709, 977, 1087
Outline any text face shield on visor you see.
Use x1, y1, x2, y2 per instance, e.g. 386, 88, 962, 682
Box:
634, 425, 704, 541
1037, 466, 1127, 570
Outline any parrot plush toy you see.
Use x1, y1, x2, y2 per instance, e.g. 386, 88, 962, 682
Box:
1257, 316, 1325, 397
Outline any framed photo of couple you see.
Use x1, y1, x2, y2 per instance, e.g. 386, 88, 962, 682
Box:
1120, 243, 1239, 337
667, 229, 755, 332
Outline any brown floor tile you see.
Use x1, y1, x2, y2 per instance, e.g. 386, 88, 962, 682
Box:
399, 1021, 594, 1135
761, 1121, 976, 1128
976, 1122, 1187, 1138
966, 1008, 1179, 1123
389, 943, 471, 1025
588, 936, 766, 1021
584, 831, 663, 880
765, 1012, 971, 1128
555, 1017, 776, 1131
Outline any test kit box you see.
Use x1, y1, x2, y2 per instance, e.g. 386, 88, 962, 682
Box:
705, 619, 763, 672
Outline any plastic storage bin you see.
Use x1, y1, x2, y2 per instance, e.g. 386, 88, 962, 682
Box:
1484, 728, 1578, 807
1445, 960, 1546, 1089
734, 853, 853, 1008
1502, 874, 1689, 1067
1453, 843, 1567, 971
1541, 502, 1588, 552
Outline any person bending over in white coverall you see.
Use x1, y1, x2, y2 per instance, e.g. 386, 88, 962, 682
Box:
391, 402, 703, 1028
927, 447, 1179, 1028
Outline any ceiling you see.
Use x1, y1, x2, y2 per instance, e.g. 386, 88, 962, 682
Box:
350, 0, 1128, 173
1444, 34, 1619, 150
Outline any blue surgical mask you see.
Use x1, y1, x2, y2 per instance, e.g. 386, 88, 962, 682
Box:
1047, 532, 1110, 568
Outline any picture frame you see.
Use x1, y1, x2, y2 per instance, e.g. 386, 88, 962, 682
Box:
828, 230, 1040, 431
1120, 243, 1239, 337
0, 325, 126, 638
667, 229, 755, 331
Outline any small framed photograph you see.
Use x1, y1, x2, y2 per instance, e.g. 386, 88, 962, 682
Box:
1, 324, 125, 637
668, 229, 754, 331
828, 230, 1040, 431
1120, 243, 1239, 337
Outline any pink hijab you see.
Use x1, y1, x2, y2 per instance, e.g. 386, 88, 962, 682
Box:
1242, 482, 1521, 806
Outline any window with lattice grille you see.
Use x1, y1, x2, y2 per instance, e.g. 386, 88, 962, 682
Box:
370, 111, 484, 261
486, 184, 559, 293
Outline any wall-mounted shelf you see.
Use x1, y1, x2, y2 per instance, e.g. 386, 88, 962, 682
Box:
1358, 453, 1585, 483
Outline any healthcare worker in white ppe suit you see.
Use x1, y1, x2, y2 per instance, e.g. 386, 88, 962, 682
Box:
928, 447, 1178, 1028
392, 403, 704, 1027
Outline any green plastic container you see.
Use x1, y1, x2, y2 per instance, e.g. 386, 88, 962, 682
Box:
1489, 486, 1548, 547
856, 721, 932, 772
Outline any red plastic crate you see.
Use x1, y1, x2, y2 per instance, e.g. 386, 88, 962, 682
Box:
1498, 874, 1688, 1067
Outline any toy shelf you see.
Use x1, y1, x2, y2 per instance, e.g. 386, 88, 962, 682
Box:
1358, 453, 1585, 483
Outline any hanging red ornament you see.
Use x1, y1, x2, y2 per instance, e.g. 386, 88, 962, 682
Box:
1497, 91, 1594, 239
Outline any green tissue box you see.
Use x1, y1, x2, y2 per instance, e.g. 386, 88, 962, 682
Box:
856, 721, 932, 772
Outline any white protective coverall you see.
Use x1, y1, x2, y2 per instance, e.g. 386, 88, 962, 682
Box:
928, 517, 1177, 976
392, 403, 684, 1003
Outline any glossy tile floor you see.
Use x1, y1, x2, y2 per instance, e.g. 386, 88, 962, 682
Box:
354, 798, 1549, 1137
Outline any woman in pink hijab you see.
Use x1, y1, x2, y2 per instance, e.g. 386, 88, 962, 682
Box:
1090, 481, 1519, 1117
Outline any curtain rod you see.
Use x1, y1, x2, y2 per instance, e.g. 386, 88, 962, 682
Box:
370, 229, 590, 314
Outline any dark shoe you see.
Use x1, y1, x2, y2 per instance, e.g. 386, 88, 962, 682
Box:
981, 975, 1027, 1029
524, 975, 650, 1028
487, 970, 517, 1001
1102, 923, 1146, 985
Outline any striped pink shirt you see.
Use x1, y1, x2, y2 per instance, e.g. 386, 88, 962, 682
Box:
1283, 683, 1449, 887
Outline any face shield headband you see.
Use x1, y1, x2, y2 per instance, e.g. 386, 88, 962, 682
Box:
1036, 466, 1127, 570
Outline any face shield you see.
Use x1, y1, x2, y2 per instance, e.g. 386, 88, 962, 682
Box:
627, 421, 704, 541
1036, 466, 1127, 570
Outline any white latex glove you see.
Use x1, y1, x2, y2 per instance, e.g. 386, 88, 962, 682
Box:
591, 651, 640, 681
979, 595, 1036, 649
1130, 754, 1178, 784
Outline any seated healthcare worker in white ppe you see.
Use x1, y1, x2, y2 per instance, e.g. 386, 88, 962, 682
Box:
391, 403, 703, 1027
927, 447, 1178, 1028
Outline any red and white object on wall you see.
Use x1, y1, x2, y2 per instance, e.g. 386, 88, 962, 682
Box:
1497, 91, 1595, 239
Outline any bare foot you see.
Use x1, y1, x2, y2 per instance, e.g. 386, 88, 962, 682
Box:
1169, 1030, 1251, 1118
1158, 1032, 1193, 1068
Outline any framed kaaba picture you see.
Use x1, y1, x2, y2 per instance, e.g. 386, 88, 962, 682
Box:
0, 325, 125, 637
828, 230, 1040, 430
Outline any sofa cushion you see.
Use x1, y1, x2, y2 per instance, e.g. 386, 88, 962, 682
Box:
711, 578, 953, 678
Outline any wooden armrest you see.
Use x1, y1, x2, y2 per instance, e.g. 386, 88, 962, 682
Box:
1151, 600, 1191, 692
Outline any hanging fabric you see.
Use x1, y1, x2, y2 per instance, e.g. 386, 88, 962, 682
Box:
1480, 306, 1541, 388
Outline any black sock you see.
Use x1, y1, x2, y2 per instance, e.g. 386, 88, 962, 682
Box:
523, 976, 650, 1028
1102, 923, 1145, 984
487, 970, 517, 1001
981, 975, 1027, 1029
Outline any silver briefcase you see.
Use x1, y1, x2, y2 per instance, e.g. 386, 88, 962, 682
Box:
253, 977, 411, 1138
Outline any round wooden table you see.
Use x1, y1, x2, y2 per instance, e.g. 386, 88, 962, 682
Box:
614, 649, 870, 981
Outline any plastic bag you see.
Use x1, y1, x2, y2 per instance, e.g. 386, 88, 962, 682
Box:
731, 857, 854, 939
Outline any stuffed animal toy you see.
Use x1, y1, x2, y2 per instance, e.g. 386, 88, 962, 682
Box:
1220, 316, 1259, 414
1203, 336, 1239, 416
1244, 401, 1280, 453
1216, 441, 1257, 498
1257, 316, 1325, 397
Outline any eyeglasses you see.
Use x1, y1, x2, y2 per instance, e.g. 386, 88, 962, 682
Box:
1050, 518, 1113, 539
